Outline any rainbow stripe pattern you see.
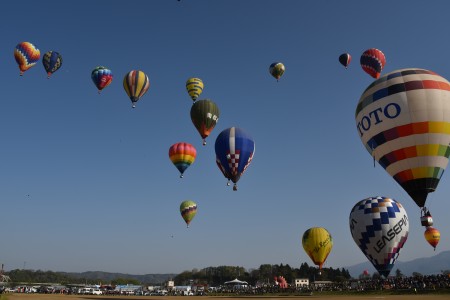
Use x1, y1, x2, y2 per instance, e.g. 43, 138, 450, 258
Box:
355, 69, 450, 207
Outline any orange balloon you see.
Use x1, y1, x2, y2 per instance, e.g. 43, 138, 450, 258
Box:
424, 227, 440, 250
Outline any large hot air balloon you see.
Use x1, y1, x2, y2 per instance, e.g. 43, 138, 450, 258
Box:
215, 127, 255, 191
42, 51, 62, 79
14, 42, 40, 76
424, 226, 440, 251
302, 227, 333, 272
186, 78, 204, 102
355, 68, 450, 224
339, 53, 351, 69
91, 66, 113, 93
269, 62, 285, 81
349, 196, 409, 278
180, 200, 197, 228
190, 99, 220, 145
123, 70, 150, 108
360, 48, 386, 79
169, 142, 197, 178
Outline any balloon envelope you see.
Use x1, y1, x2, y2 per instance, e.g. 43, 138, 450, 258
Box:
355, 68, 450, 208
42, 51, 62, 78
269, 62, 285, 80
14, 42, 40, 76
190, 99, 220, 145
169, 142, 197, 178
360, 48, 385, 79
349, 196, 409, 278
215, 127, 255, 190
186, 77, 204, 102
301, 227, 333, 269
339, 53, 351, 68
424, 226, 440, 250
91, 66, 113, 93
123, 70, 150, 108
180, 200, 197, 227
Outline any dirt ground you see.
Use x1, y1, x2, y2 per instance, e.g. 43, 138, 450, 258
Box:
4, 294, 450, 300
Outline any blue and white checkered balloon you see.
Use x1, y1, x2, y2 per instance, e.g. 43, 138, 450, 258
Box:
349, 196, 409, 277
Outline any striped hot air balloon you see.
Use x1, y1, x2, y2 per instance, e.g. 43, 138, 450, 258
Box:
339, 53, 351, 69
14, 42, 40, 76
123, 70, 150, 108
360, 48, 386, 79
186, 77, 204, 102
180, 200, 197, 228
169, 142, 197, 178
355, 69, 450, 213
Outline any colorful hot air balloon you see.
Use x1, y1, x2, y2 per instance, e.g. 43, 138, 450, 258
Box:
355, 69, 450, 221
91, 66, 113, 93
424, 226, 440, 251
186, 77, 204, 102
180, 200, 197, 228
14, 42, 40, 76
349, 196, 409, 278
339, 53, 351, 69
169, 142, 197, 178
42, 51, 62, 78
360, 48, 386, 79
215, 127, 255, 191
190, 99, 220, 145
269, 62, 285, 81
123, 70, 150, 108
302, 227, 333, 271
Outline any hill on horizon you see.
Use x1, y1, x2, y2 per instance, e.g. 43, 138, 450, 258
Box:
345, 250, 450, 278
58, 271, 177, 285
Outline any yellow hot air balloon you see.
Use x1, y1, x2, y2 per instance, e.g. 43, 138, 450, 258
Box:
302, 227, 333, 270
424, 226, 440, 251
186, 77, 204, 102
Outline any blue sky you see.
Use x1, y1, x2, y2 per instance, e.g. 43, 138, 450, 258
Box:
0, 0, 449, 275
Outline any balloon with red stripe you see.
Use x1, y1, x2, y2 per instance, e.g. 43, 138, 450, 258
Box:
360, 48, 386, 79
169, 142, 197, 178
14, 42, 40, 76
123, 70, 150, 108
355, 68, 450, 210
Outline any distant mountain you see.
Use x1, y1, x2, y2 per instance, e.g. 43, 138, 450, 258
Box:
58, 271, 177, 284
345, 250, 450, 278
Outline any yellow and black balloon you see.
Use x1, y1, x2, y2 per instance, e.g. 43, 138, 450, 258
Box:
186, 77, 204, 102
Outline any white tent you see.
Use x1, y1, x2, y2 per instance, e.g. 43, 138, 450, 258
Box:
224, 278, 248, 285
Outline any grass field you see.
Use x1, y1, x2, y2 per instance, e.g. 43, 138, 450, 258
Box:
2, 294, 450, 300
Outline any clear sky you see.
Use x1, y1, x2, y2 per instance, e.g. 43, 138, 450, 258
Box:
1, 0, 449, 275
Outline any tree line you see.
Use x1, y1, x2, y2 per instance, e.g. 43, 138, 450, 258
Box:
4, 263, 351, 286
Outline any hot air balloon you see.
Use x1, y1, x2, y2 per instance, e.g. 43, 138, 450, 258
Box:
302, 227, 333, 272
349, 196, 409, 278
215, 127, 255, 191
169, 142, 197, 178
190, 99, 220, 145
360, 48, 386, 79
186, 77, 204, 102
424, 226, 440, 251
269, 62, 285, 81
42, 51, 62, 79
339, 53, 351, 69
355, 68, 450, 225
123, 70, 150, 108
180, 200, 197, 228
91, 66, 113, 94
14, 42, 40, 76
